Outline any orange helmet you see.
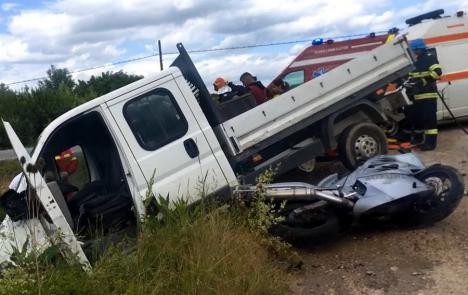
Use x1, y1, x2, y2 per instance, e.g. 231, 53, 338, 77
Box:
213, 77, 227, 89
55, 149, 78, 175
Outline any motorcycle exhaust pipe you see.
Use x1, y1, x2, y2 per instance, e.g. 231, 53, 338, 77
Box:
236, 182, 354, 208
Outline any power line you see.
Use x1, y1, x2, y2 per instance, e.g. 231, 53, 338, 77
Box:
3, 30, 388, 86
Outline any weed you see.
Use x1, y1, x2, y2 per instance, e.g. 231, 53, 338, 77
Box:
0, 198, 291, 295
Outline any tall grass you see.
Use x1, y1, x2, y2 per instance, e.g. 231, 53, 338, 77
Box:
0, 160, 21, 193
0, 199, 292, 295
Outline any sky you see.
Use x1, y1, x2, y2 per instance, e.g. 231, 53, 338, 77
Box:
0, 0, 467, 90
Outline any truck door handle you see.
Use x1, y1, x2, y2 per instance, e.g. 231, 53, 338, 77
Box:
184, 138, 199, 158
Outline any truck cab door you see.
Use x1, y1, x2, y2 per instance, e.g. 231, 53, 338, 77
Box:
2, 121, 90, 269
106, 78, 231, 205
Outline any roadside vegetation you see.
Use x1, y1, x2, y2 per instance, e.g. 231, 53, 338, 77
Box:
0, 160, 20, 193
0, 201, 294, 295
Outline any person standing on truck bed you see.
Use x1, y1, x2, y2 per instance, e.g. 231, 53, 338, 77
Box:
402, 39, 442, 151
268, 78, 290, 97
240, 72, 269, 105
213, 77, 248, 103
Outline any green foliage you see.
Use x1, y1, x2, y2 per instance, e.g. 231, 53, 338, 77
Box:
74, 71, 142, 98
0, 66, 143, 149
0, 160, 21, 193
0, 200, 291, 295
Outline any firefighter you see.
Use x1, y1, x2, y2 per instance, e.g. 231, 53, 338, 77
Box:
402, 39, 442, 151
213, 77, 248, 103
55, 149, 78, 176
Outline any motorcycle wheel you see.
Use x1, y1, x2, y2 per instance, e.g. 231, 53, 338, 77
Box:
407, 164, 465, 226
269, 201, 342, 242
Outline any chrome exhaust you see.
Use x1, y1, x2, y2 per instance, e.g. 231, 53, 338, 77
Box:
235, 182, 354, 208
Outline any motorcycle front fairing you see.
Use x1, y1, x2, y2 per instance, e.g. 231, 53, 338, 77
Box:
319, 154, 434, 218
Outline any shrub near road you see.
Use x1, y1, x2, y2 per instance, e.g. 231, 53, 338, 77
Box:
0, 196, 291, 295
0, 160, 20, 193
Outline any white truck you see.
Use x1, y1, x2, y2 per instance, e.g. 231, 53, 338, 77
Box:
0, 36, 415, 268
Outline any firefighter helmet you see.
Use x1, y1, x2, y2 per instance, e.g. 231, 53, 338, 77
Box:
410, 38, 427, 50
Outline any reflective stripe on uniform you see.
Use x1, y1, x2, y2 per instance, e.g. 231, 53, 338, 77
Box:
385, 34, 396, 43
55, 156, 61, 160
425, 129, 438, 135
414, 92, 438, 100
429, 64, 442, 79
409, 71, 432, 78
430, 71, 440, 79
429, 64, 442, 71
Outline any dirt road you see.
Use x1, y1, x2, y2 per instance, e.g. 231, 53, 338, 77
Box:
290, 125, 468, 295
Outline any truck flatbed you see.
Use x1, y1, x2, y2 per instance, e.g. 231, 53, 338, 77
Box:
221, 38, 413, 156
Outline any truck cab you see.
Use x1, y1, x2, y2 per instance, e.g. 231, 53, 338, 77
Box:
1, 66, 238, 268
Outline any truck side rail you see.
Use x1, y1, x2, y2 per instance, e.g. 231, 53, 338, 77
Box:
222, 37, 414, 156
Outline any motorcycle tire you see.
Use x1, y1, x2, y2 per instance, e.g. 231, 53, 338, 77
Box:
269, 201, 341, 242
406, 164, 465, 226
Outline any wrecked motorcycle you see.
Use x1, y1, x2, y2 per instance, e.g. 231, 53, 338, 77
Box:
236, 153, 465, 240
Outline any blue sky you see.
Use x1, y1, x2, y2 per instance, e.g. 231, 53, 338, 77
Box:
0, 0, 466, 89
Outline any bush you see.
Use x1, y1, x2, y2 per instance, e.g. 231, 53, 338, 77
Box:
0, 160, 21, 193
0, 199, 291, 295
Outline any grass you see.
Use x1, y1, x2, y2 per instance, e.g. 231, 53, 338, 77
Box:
0, 199, 293, 295
0, 159, 21, 193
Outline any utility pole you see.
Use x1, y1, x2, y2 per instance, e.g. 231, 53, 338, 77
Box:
158, 40, 163, 71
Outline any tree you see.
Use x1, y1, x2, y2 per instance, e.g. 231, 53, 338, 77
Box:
74, 71, 143, 98
0, 66, 144, 148
38, 65, 75, 90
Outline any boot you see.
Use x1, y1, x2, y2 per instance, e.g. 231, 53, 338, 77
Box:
412, 131, 424, 145
388, 130, 411, 143
419, 134, 437, 151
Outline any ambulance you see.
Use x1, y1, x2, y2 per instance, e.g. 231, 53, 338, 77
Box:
273, 9, 468, 121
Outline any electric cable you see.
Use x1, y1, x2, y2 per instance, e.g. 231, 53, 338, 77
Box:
437, 90, 468, 135
3, 30, 388, 86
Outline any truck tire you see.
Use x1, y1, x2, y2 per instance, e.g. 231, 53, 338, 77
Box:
338, 122, 388, 170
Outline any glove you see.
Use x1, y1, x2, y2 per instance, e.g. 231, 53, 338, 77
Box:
403, 79, 416, 88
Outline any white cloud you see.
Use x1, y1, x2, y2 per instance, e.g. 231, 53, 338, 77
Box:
1, 0, 467, 88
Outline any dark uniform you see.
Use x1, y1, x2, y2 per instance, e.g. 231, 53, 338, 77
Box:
403, 49, 442, 150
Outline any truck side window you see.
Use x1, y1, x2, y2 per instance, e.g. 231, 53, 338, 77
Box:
283, 70, 305, 88
124, 88, 188, 150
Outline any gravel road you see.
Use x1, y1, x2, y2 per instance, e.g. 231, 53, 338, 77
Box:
288, 124, 468, 295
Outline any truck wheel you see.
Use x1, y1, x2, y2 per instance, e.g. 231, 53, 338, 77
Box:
339, 122, 388, 170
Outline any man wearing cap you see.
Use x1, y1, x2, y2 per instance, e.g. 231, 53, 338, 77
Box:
402, 38, 442, 151
239, 72, 269, 105
213, 77, 247, 103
